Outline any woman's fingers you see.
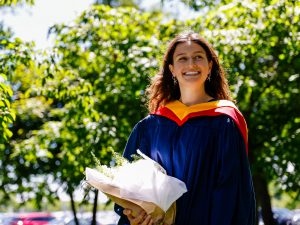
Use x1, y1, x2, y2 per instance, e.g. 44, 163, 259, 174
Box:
140, 214, 153, 225
123, 209, 135, 221
131, 211, 146, 224
123, 209, 153, 225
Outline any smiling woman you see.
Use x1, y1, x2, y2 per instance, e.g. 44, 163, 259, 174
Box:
147, 31, 232, 112
115, 31, 256, 225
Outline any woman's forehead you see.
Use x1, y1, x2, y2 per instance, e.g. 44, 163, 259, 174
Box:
174, 41, 206, 55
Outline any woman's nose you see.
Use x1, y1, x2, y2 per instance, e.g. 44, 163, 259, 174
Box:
188, 58, 196, 67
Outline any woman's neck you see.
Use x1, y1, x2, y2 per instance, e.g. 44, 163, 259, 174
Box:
179, 87, 212, 106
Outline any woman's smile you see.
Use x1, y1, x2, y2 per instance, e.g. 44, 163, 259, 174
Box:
183, 71, 200, 75
183, 71, 201, 77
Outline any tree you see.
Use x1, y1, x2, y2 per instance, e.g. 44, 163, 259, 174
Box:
0, 24, 15, 146
0, 21, 41, 207
5, 4, 183, 224
0, 72, 15, 204
0, 75, 14, 144
0, 0, 34, 8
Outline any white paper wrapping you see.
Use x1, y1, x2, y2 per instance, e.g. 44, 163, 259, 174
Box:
85, 151, 187, 212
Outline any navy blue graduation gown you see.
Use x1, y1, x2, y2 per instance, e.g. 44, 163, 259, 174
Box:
115, 106, 255, 225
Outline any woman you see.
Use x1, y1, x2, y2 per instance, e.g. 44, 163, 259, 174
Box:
115, 31, 256, 225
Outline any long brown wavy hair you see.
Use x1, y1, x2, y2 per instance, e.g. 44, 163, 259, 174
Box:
146, 31, 232, 113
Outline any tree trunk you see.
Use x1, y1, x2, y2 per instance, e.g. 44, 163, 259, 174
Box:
253, 173, 276, 225
69, 191, 80, 225
91, 190, 98, 225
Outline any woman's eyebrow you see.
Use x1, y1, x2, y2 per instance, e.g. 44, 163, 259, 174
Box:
194, 50, 206, 54
175, 50, 205, 57
175, 53, 186, 57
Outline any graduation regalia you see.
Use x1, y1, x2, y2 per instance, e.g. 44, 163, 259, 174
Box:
115, 100, 255, 225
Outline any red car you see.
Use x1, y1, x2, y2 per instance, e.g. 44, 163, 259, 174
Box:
10, 212, 55, 225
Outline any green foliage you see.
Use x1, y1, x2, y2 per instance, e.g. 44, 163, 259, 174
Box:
0, 24, 42, 206
43, 4, 179, 158
2, 5, 182, 208
43, 4, 180, 207
0, 0, 34, 8
0, 74, 15, 143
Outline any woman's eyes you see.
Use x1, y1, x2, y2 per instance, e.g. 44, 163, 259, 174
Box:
195, 55, 203, 60
179, 57, 187, 61
178, 56, 203, 61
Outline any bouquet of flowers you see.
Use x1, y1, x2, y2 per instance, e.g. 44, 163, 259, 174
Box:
85, 150, 187, 225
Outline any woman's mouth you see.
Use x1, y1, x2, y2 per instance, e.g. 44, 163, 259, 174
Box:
183, 71, 201, 76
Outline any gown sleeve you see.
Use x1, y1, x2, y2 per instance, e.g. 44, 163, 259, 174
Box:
114, 121, 147, 225
210, 117, 255, 225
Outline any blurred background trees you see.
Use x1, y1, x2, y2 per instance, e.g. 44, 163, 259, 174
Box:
0, 0, 299, 225
0, 0, 34, 8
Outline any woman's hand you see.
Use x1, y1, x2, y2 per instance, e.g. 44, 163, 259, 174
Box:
123, 209, 153, 225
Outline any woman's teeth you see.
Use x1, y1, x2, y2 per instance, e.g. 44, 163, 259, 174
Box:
184, 71, 200, 76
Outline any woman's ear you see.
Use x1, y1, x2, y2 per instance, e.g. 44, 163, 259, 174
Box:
169, 64, 174, 75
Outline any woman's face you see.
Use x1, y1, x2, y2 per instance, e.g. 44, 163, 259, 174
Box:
169, 41, 212, 92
